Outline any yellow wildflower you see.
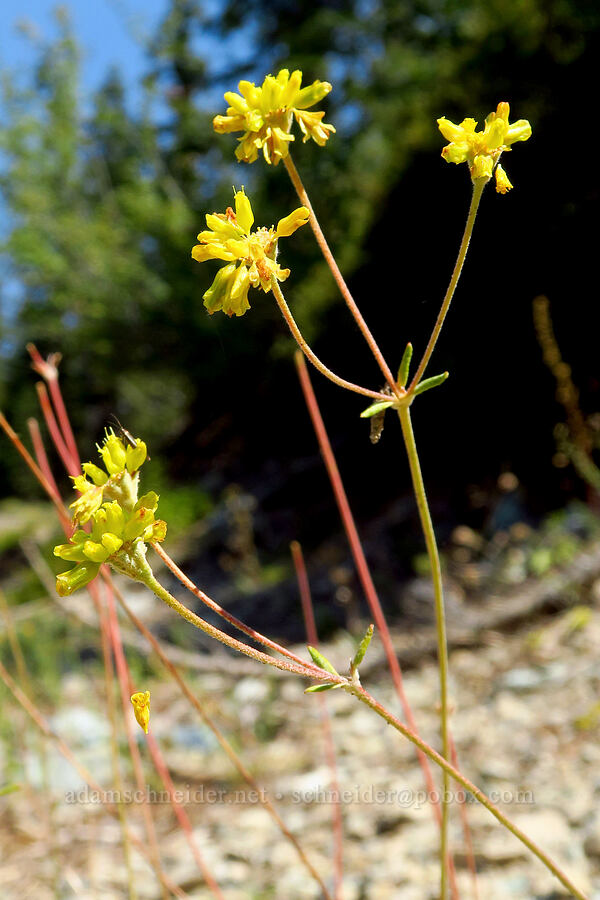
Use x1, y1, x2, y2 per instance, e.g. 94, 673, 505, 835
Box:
54, 492, 167, 596
70, 429, 147, 525
192, 188, 309, 317
494, 164, 513, 194
131, 691, 151, 734
437, 102, 531, 188
213, 68, 336, 165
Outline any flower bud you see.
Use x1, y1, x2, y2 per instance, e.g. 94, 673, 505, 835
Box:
131, 691, 150, 734
56, 562, 101, 597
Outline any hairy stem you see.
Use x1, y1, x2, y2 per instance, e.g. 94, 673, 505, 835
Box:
140, 567, 337, 683
409, 178, 486, 391
348, 683, 587, 900
271, 279, 391, 402
283, 152, 401, 398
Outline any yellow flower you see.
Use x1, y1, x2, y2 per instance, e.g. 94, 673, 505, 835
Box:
70, 430, 147, 525
131, 691, 150, 734
213, 68, 336, 165
494, 164, 513, 194
192, 188, 309, 317
437, 102, 531, 188
54, 430, 165, 596
54, 492, 167, 596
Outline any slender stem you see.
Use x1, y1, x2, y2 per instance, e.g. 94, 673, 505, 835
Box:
348, 683, 588, 900
270, 279, 391, 402
291, 541, 344, 899
409, 179, 486, 391
283, 152, 401, 399
0, 410, 71, 530
140, 568, 338, 683
152, 543, 328, 679
101, 583, 169, 900
398, 405, 450, 899
0, 657, 190, 900
107, 573, 334, 900
96, 598, 139, 900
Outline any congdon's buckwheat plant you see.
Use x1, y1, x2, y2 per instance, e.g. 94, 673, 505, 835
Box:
203, 69, 584, 900
7, 66, 583, 899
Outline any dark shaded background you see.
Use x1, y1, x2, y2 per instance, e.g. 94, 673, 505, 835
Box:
1, 0, 599, 636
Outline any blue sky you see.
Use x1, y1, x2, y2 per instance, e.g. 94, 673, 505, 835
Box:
1, 0, 168, 94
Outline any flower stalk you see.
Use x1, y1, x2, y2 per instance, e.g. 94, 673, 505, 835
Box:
397, 404, 451, 897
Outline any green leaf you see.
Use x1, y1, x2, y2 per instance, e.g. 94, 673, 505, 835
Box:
413, 372, 449, 396
304, 683, 342, 693
360, 400, 395, 419
397, 343, 413, 388
352, 623, 374, 669
307, 645, 339, 675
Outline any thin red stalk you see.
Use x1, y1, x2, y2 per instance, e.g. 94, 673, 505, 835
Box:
152, 543, 327, 679
27, 418, 61, 501
353, 684, 588, 900
24, 367, 173, 897
47, 377, 81, 470
35, 383, 77, 475
293, 353, 459, 897
27, 343, 80, 469
0, 656, 190, 900
0, 410, 71, 530
291, 541, 344, 900
283, 153, 401, 400
105, 572, 334, 900
94, 585, 139, 899
144, 566, 330, 681
146, 730, 225, 900
450, 736, 479, 900
102, 581, 169, 900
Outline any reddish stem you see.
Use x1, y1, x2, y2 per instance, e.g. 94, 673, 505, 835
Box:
27, 343, 80, 470
283, 154, 401, 399
294, 352, 460, 896
27, 417, 61, 504
106, 572, 334, 900
450, 736, 479, 900
291, 541, 344, 900
35, 382, 78, 476
147, 729, 225, 900
0, 655, 190, 900
102, 580, 170, 899
0, 410, 71, 530
152, 543, 327, 679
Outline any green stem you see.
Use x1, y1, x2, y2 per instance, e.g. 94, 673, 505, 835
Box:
398, 404, 450, 899
409, 178, 486, 392
347, 683, 588, 900
138, 567, 339, 683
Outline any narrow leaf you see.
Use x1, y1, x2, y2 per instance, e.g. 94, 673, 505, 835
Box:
304, 683, 342, 693
307, 645, 339, 675
360, 400, 395, 419
413, 372, 449, 396
397, 343, 413, 388
0, 783, 21, 797
352, 623, 374, 669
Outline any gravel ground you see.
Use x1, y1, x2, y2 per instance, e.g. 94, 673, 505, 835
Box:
2, 574, 600, 900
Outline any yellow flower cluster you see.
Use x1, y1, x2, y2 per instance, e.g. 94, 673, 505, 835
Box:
70, 430, 147, 525
213, 69, 335, 165
192, 188, 309, 317
437, 102, 531, 192
54, 431, 166, 596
